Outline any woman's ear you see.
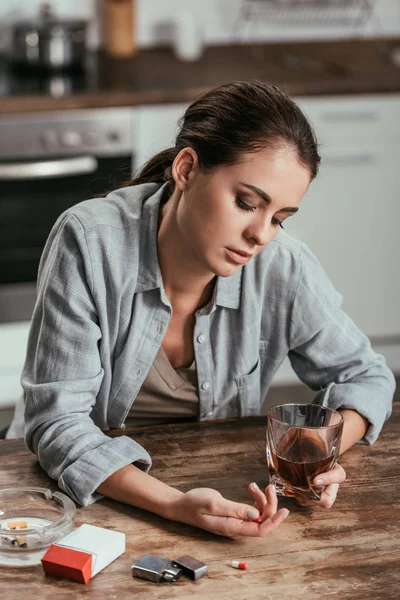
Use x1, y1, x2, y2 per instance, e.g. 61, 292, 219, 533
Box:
172, 147, 199, 191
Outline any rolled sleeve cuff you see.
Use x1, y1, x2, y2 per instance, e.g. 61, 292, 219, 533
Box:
313, 380, 394, 446
58, 436, 152, 506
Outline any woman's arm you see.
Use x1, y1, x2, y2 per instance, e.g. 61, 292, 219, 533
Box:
339, 408, 369, 454
96, 464, 289, 538
23, 212, 152, 507
288, 244, 395, 446
96, 464, 183, 518
285, 244, 395, 507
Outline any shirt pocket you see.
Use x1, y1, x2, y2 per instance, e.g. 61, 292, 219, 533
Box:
235, 359, 261, 417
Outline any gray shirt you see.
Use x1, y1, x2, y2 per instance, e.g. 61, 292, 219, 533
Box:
21, 182, 395, 506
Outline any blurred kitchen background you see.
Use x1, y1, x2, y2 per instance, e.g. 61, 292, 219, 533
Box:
0, 0, 399, 432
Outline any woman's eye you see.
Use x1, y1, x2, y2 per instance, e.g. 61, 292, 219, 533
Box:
272, 216, 284, 229
235, 196, 255, 212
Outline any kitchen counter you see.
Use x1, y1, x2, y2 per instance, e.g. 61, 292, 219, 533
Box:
0, 403, 399, 598
0, 37, 399, 114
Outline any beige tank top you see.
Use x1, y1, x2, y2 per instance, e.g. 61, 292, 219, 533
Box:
124, 346, 199, 428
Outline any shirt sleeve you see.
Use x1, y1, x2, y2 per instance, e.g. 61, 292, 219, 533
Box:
288, 243, 396, 445
22, 212, 152, 507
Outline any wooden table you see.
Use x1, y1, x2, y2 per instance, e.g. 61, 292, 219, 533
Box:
1, 403, 399, 599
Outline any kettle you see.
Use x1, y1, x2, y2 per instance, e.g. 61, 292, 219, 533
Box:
11, 3, 87, 71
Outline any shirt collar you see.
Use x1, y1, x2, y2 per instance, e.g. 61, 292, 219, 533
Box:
214, 268, 242, 310
135, 182, 242, 309
135, 182, 165, 293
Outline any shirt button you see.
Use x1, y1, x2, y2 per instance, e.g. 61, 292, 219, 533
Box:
197, 334, 205, 343
201, 381, 210, 390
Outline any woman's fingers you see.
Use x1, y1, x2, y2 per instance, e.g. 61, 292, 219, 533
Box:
296, 482, 340, 508
246, 466, 345, 514
318, 483, 339, 509
248, 482, 280, 521
313, 463, 346, 487
247, 482, 267, 516
294, 463, 346, 508
181, 488, 290, 538
203, 505, 289, 539
203, 495, 261, 522
261, 484, 278, 520
258, 508, 290, 536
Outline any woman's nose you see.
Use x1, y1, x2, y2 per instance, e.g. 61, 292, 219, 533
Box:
245, 217, 274, 247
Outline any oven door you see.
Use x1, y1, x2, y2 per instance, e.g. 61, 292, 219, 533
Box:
0, 153, 131, 321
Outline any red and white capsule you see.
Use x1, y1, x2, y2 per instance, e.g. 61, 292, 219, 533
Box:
230, 560, 249, 570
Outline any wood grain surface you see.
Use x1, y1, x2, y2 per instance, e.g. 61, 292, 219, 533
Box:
0, 38, 399, 114
0, 403, 399, 599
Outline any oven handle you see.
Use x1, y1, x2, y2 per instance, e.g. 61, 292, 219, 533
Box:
0, 156, 98, 180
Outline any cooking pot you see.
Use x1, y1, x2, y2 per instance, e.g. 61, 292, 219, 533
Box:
11, 3, 87, 70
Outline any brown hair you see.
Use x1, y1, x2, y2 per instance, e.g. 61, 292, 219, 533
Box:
131, 81, 320, 195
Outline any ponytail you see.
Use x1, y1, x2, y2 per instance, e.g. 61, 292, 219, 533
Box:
130, 147, 176, 188
94, 147, 176, 199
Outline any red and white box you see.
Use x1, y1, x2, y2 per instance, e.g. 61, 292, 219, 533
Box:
41, 524, 125, 584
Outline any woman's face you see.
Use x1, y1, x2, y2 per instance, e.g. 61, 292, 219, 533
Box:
174, 145, 311, 278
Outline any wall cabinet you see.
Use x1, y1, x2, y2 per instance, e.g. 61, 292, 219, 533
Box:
293, 95, 399, 340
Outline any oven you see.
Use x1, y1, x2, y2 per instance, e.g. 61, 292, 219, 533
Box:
0, 107, 135, 323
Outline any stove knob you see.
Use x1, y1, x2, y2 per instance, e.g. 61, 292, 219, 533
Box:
60, 131, 82, 148
84, 131, 101, 147
107, 130, 121, 143
41, 129, 58, 150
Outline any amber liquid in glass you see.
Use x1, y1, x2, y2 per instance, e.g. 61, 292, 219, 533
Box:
270, 428, 334, 497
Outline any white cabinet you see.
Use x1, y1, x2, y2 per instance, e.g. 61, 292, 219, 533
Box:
294, 95, 399, 354
289, 96, 399, 338
297, 94, 400, 143
134, 103, 188, 172
135, 94, 400, 382
279, 93, 400, 382
286, 145, 398, 338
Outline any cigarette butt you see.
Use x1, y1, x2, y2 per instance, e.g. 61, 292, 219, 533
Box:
230, 560, 248, 570
16, 535, 27, 547
7, 521, 28, 530
11, 536, 27, 547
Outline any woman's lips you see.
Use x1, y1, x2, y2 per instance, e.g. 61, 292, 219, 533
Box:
226, 248, 253, 265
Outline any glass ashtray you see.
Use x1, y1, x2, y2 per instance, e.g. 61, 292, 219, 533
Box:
0, 487, 76, 567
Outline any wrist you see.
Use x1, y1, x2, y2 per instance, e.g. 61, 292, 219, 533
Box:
98, 464, 185, 522
338, 408, 369, 453
161, 488, 185, 521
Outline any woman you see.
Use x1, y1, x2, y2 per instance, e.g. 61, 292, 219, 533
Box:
13, 82, 395, 539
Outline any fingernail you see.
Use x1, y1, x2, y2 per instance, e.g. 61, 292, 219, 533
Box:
247, 508, 260, 520
315, 478, 324, 486
270, 483, 276, 493
251, 482, 260, 491
282, 510, 290, 520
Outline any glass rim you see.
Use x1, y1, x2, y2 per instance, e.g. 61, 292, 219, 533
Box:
267, 403, 344, 429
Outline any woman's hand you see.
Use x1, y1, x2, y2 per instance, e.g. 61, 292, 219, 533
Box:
171, 485, 289, 538
295, 463, 347, 508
